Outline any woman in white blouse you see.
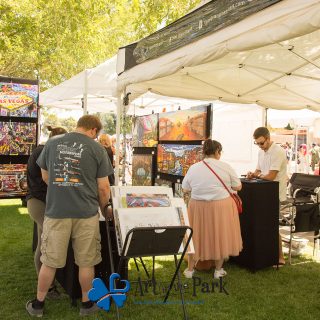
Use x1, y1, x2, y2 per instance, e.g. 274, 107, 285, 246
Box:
182, 139, 242, 279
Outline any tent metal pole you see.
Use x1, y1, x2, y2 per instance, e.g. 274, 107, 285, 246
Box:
83, 69, 88, 115
115, 96, 122, 186
262, 107, 267, 127
265, 107, 268, 126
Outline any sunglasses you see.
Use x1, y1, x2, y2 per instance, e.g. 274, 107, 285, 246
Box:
254, 138, 267, 146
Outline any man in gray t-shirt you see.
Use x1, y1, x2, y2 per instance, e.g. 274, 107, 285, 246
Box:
37, 131, 113, 219
26, 115, 113, 317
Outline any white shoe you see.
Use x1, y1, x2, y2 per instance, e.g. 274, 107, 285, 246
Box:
214, 268, 227, 279
183, 268, 194, 279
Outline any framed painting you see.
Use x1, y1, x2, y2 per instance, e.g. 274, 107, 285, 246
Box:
10, 122, 37, 155
132, 114, 158, 147
157, 144, 203, 176
0, 121, 10, 155
159, 105, 208, 141
132, 154, 153, 186
0, 164, 27, 198
0, 82, 38, 118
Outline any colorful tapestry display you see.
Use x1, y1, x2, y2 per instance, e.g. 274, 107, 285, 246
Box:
0, 121, 37, 155
0, 82, 38, 117
0, 164, 27, 197
157, 144, 203, 176
159, 105, 208, 141
125, 193, 171, 207
132, 154, 153, 186
132, 114, 158, 147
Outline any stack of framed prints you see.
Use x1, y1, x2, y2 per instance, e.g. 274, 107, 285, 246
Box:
131, 104, 211, 190
110, 186, 194, 256
0, 76, 39, 199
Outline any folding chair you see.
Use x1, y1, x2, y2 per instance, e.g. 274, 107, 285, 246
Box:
280, 173, 320, 264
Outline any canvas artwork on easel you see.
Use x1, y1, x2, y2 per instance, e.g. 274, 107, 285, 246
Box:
159, 105, 208, 141
132, 114, 158, 147
157, 144, 203, 176
132, 154, 153, 186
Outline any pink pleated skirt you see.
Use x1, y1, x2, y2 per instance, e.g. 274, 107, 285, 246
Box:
188, 197, 243, 261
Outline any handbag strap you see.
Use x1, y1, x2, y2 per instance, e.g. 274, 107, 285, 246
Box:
202, 160, 233, 197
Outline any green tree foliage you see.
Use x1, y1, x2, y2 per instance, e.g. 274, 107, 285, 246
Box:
0, 0, 201, 91
96, 112, 116, 135
40, 107, 76, 135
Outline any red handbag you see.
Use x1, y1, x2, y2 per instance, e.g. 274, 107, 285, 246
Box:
203, 160, 243, 214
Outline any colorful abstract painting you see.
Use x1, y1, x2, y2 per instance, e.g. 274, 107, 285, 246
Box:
159, 105, 208, 141
125, 193, 171, 207
132, 114, 158, 147
0, 164, 27, 198
132, 154, 153, 186
0, 82, 38, 117
157, 144, 203, 176
0, 121, 37, 155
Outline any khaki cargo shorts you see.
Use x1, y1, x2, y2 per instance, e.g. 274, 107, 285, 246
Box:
40, 214, 101, 268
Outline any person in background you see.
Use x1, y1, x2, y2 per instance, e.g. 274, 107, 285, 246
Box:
297, 144, 308, 173
98, 133, 115, 185
247, 127, 287, 265
182, 139, 242, 279
26, 126, 67, 299
310, 143, 319, 172
26, 115, 113, 317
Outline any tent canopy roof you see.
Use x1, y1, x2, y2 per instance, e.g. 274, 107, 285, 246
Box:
117, 0, 320, 111
40, 56, 118, 113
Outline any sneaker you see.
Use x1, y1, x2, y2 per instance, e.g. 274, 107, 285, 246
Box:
214, 268, 227, 279
183, 268, 195, 279
26, 299, 44, 317
79, 303, 100, 316
46, 285, 61, 300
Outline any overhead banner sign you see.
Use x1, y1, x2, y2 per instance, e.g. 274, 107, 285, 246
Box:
122, 0, 281, 72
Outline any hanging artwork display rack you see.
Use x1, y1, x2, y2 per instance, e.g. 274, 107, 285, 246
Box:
131, 104, 212, 194
0, 76, 39, 199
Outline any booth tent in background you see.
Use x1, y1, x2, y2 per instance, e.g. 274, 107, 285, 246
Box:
40, 55, 207, 116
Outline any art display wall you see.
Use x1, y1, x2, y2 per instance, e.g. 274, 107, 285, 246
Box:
131, 104, 211, 192
0, 76, 39, 199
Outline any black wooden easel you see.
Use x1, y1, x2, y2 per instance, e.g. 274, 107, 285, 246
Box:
113, 226, 193, 320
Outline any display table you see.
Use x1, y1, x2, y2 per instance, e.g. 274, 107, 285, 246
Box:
232, 179, 279, 271
33, 220, 127, 302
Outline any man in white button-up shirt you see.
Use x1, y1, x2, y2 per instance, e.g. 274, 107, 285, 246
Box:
247, 127, 287, 265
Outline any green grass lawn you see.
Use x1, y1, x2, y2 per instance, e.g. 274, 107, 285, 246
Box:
1, 199, 320, 320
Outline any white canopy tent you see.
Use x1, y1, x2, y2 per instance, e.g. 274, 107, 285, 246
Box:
117, 0, 320, 111
40, 55, 207, 115
116, 0, 320, 178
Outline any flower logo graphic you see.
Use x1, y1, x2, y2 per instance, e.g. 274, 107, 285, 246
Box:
88, 273, 130, 312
